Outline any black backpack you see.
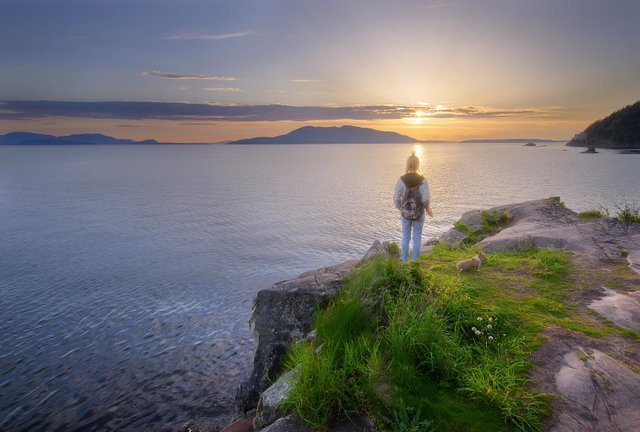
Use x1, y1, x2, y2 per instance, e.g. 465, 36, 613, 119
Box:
400, 175, 424, 220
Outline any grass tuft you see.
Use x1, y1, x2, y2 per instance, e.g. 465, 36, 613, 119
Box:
454, 210, 512, 244
578, 208, 609, 220
615, 203, 640, 224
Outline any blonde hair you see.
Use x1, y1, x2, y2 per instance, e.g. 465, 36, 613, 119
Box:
405, 151, 420, 173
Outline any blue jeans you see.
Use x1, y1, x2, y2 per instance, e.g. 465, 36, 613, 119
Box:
401, 217, 424, 262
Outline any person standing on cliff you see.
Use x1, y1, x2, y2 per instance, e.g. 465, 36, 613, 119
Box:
393, 151, 433, 262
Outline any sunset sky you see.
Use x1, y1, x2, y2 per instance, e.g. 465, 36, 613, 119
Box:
1, 0, 639, 142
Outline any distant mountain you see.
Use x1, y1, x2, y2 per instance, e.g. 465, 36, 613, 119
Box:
0, 132, 56, 144
228, 125, 418, 144
460, 139, 561, 143
0, 132, 159, 145
567, 101, 640, 149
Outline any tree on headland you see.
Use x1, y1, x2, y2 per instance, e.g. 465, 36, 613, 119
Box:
568, 101, 640, 148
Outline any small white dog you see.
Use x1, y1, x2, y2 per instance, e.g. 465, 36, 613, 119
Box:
456, 252, 487, 272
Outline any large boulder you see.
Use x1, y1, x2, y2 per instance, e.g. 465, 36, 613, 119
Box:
438, 208, 485, 246
361, 240, 400, 260
258, 415, 312, 432
236, 259, 358, 412
440, 197, 640, 268
253, 369, 299, 430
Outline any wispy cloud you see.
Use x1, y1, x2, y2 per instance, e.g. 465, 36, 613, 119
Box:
204, 87, 243, 92
418, 104, 559, 119
141, 70, 237, 81
407, 3, 463, 11
165, 31, 253, 41
291, 79, 322, 83
0, 100, 559, 122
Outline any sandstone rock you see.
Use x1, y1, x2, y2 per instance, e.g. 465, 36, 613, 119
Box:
362, 240, 400, 260
236, 259, 358, 412
258, 415, 312, 432
458, 209, 485, 232
253, 369, 299, 430
588, 288, 640, 332
219, 415, 254, 432
551, 348, 640, 432
438, 227, 468, 247
438, 208, 488, 246
472, 198, 640, 267
628, 249, 640, 274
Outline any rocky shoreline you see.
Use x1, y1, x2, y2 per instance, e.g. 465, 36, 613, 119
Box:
201, 198, 640, 432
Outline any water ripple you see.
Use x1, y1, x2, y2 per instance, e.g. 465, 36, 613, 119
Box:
1, 143, 638, 431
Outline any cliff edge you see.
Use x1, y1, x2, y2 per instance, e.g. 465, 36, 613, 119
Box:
231, 198, 640, 432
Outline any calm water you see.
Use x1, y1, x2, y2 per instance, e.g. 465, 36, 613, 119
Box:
1, 143, 638, 431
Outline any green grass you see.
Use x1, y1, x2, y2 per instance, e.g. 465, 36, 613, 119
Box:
454, 210, 512, 244
578, 208, 609, 220
615, 203, 640, 224
283, 245, 637, 431
577, 204, 639, 223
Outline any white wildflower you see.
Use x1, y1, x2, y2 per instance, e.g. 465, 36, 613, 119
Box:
477, 317, 483, 321
487, 324, 492, 329
488, 317, 493, 322
502, 334, 506, 337
472, 327, 477, 332
475, 330, 481, 336
488, 336, 494, 341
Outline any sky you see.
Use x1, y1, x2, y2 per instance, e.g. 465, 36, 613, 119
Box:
1, 0, 639, 142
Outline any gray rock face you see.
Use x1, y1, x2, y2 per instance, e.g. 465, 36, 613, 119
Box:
551, 348, 640, 432
236, 258, 358, 412
438, 208, 487, 246
362, 240, 400, 260
588, 288, 640, 332
253, 369, 299, 430
439, 198, 640, 269
438, 227, 468, 247
628, 249, 640, 274
258, 415, 313, 432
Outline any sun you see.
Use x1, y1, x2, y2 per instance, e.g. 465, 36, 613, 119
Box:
403, 109, 429, 124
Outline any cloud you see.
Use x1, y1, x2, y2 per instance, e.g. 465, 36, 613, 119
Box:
291, 79, 322, 83
0, 100, 558, 122
141, 70, 237, 81
165, 31, 253, 41
204, 87, 243, 92
407, 3, 463, 11
410, 104, 559, 119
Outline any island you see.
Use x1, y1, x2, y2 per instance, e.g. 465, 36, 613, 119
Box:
0, 132, 160, 145
228, 125, 419, 144
567, 100, 640, 149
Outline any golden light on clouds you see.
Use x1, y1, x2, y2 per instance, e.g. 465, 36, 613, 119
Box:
402, 109, 429, 125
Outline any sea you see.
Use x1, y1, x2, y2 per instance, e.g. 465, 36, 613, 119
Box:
1, 142, 638, 431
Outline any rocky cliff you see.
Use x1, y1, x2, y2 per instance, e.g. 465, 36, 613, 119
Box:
229, 199, 640, 432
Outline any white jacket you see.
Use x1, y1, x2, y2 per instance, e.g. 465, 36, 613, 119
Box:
393, 176, 430, 211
